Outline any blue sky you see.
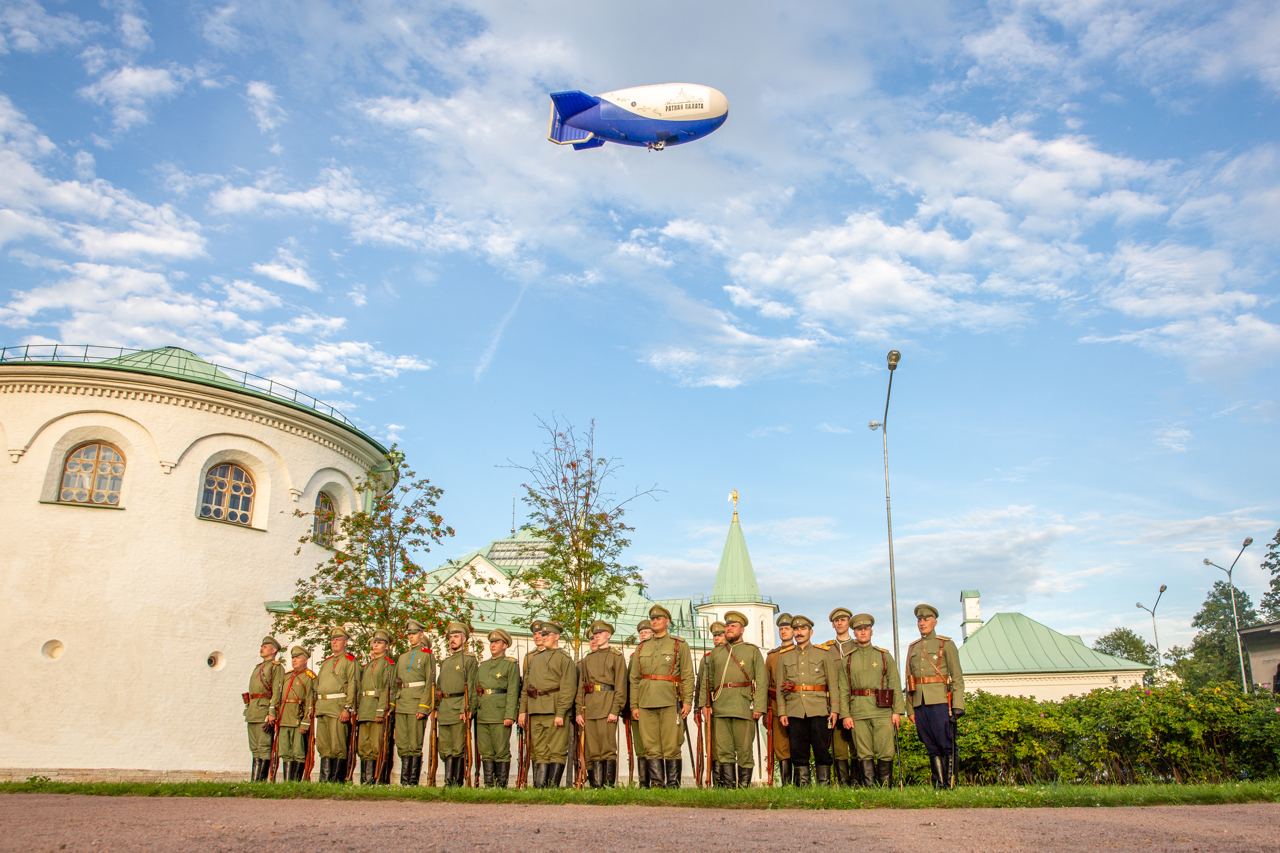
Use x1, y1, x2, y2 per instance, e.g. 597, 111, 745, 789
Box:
2, 1, 1277, 655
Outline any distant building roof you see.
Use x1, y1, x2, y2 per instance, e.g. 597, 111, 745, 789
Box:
959, 612, 1150, 674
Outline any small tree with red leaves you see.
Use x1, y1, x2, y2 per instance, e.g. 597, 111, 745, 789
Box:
274, 449, 486, 653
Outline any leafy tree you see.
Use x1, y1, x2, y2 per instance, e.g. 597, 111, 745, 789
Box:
507, 418, 658, 659
1170, 580, 1259, 690
1259, 528, 1280, 622
273, 450, 484, 652
1093, 627, 1157, 666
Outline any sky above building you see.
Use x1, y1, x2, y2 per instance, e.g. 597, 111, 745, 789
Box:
1, 1, 1277, 654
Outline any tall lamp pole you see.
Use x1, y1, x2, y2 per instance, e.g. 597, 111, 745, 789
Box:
868, 349, 902, 663
1203, 536, 1254, 692
1135, 584, 1167, 671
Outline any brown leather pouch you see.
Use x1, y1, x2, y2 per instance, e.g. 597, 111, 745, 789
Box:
874, 688, 894, 708
242, 692, 251, 705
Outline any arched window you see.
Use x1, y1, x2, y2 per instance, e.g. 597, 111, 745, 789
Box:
313, 491, 336, 545
60, 442, 125, 505
200, 463, 255, 526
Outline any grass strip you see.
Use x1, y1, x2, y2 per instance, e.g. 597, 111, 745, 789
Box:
3, 779, 1278, 809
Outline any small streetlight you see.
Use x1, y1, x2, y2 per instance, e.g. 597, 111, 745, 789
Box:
1136, 583, 1167, 671
868, 349, 902, 663
1203, 536, 1254, 691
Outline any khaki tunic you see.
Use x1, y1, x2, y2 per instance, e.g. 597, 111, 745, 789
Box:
244, 659, 284, 759
520, 646, 576, 763
906, 632, 964, 711
628, 633, 694, 760
476, 654, 520, 761
765, 644, 794, 760
314, 651, 358, 759
356, 654, 395, 761
577, 647, 627, 762
779, 642, 850, 720
277, 668, 316, 762
436, 650, 478, 757
394, 644, 435, 757
821, 637, 857, 761
845, 642, 905, 760
703, 640, 767, 767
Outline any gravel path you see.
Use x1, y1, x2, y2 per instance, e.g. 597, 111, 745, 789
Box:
1, 794, 1272, 852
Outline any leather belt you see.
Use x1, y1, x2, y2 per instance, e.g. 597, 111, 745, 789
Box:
583, 682, 614, 693
478, 688, 507, 695
720, 681, 752, 689
913, 675, 949, 684
785, 685, 829, 694
362, 690, 380, 696
441, 691, 467, 698
321, 692, 347, 700
283, 699, 303, 704
525, 686, 560, 697
641, 674, 680, 683
403, 681, 427, 688
248, 692, 270, 699
849, 688, 875, 696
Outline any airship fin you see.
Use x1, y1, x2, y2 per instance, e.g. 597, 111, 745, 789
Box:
572, 138, 605, 151
547, 90, 601, 146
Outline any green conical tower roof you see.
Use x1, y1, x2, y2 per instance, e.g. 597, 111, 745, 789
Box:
711, 494, 763, 603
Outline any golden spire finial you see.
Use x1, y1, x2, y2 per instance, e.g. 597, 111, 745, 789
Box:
729, 489, 739, 521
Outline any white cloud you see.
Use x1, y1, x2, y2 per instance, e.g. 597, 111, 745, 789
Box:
817, 422, 852, 434
201, 4, 240, 49
1104, 242, 1256, 319
111, 0, 150, 52
252, 247, 318, 291
0, 0, 93, 54
79, 65, 188, 131
747, 425, 791, 439
245, 80, 285, 133
1154, 425, 1192, 453
1118, 507, 1274, 554
222, 279, 282, 312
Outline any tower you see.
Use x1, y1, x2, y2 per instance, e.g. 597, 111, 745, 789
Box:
695, 490, 779, 648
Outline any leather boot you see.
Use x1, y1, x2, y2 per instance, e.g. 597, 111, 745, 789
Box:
594, 762, 609, 788
637, 758, 650, 788
531, 762, 547, 788
647, 758, 665, 789
406, 756, 421, 786
778, 759, 791, 786
859, 759, 875, 787
249, 759, 260, 782
604, 759, 617, 787
551, 763, 566, 787
834, 759, 850, 786
795, 764, 811, 786
360, 759, 375, 785
665, 758, 681, 789
815, 764, 832, 786
318, 757, 330, 783
454, 756, 467, 787
482, 759, 494, 788
876, 759, 893, 787
710, 761, 719, 787
493, 761, 510, 788
720, 763, 738, 789
336, 758, 349, 784
737, 765, 753, 788
293, 761, 305, 782
280, 761, 294, 782
943, 754, 955, 788
929, 755, 945, 789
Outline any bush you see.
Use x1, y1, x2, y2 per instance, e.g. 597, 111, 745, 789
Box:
908, 684, 1280, 784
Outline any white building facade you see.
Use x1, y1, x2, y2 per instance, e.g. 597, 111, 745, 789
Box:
1, 346, 386, 774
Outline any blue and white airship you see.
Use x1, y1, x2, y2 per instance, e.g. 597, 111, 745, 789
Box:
547, 82, 728, 151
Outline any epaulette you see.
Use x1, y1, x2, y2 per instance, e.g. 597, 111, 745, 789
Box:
610, 646, 622, 655
936, 635, 952, 642
774, 644, 796, 654
386, 656, 396, 665
702, 650, 711, 657
873, 646, 889, 654
345, 653, 355, 661
816, 640, 834, 650
422, 647, 433, 654
305, 669, 317, 679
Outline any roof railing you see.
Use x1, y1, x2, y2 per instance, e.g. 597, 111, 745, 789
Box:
0, 343, 355, 428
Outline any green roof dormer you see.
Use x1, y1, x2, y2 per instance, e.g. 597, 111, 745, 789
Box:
709, 492, 764, 604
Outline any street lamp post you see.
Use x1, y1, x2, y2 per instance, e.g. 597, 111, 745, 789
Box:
1136, 584, 1167, 671
1203, 536, 1254, 692
868, 349, 902, 663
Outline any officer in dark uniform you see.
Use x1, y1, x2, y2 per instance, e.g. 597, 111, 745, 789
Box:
906, 603, 965, 788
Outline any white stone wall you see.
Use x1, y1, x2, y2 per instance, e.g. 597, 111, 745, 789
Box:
694, 602, 778, 650
0, 364, 383, 773
964, 670, 1146, 702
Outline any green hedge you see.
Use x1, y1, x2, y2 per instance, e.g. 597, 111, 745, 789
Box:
892, 684, 1280, 784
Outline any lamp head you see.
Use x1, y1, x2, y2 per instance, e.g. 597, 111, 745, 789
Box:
1159, 584, 1167, 593
1135, 602, 1142, 609
1203, 558, 1212, 566
868, 420, 882, 431
1243, 537, 1253, 547
887, 350, 901, 371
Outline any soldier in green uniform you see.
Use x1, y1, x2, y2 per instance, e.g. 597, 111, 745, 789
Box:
821, 607, 858, 784
630, 618, 654, 787
906, 603, 965, 788
695, 621, 726, 784
314, 627, 358, 783
844, 613, 905, 786
765, 612, 794, 784
701, 611, 768, 788
394, 618, 435, 786
477, 628, 520, 787
629, 604, 694, 788
276, 645, 316, 782
779, 615, 851, 786
518, 620, 577, 787
435, 621, 478, 786
244, 636, 284, 781
356, 629, 395, 785
576, 620, 628, 787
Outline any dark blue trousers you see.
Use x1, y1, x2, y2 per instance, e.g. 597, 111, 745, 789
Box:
914, 703, 953, 757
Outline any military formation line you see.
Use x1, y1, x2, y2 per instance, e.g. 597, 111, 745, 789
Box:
243, 602, 964, 789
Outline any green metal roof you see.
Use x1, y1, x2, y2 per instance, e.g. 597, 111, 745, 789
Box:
959, 612, 1150, 674
708, 512, 764, 603
0, 343, 386, 453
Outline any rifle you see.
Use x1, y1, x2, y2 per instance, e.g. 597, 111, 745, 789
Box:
428, 711, 439, 786
344, 714, 358, 782
947, 689, 958, 789
266, 718, 280, 783
472, 714, 481, 787
765, 707, 775, 786
462, 689, 473, 788
374, 705, 392, 785
302, 703, 316, 781
704, 707, 714, 788
624, 716, 634, 786
515, 724, 526, 788
574, 720, 586, 789
681, 711, 696, 775
693, 707, 705, 788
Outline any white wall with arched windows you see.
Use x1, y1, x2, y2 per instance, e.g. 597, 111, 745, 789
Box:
0, 361, 386, 775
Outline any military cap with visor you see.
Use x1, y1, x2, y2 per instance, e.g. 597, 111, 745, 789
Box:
329, 626, 349, 640
636, 619, 652, 632
261, 635, 282, 651
488, 629, 513, 645
828, 607, 852, 622
370, 629, 392, 644
445, 620, 469, 635
405, 618, 425, 633
589, 620, 614, 636
790, 614, 815, 629
851, 613, 875, 629
289, 645, 310, 659
775, 612, 793, 628
723, 610, 749, 627
648, 603, 673, 620
540, 620, 564, 635
914, 603, 939, 619
709, 621, 726, 636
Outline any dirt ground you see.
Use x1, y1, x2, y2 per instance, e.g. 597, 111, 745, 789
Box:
1, 795, 1273, 852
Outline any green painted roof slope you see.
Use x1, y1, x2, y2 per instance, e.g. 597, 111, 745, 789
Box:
100, 346, 243, 386
959, 612, 1150, 674
709, 514, 763, 603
